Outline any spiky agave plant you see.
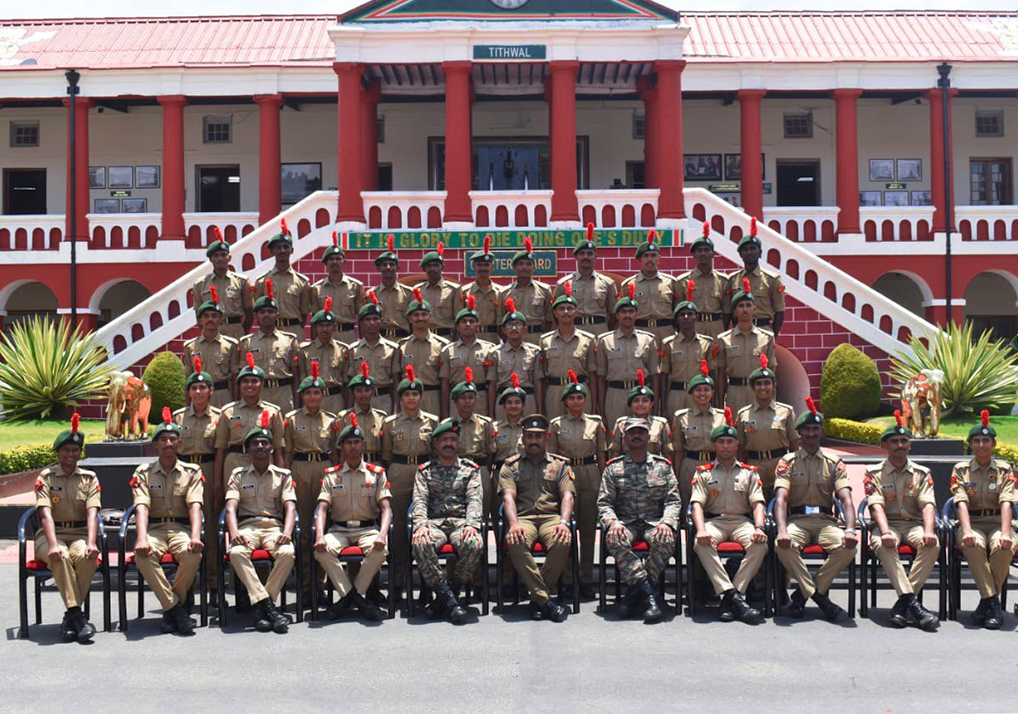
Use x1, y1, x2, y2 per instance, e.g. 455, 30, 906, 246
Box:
890, 321, 1018, 416
0, 316, 114, 420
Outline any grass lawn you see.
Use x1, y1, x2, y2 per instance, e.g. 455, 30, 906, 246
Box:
866, 414, 1018, 445
0, 418, 107, 451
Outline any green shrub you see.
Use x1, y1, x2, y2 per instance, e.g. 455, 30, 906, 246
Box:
142, 351, 185, 419
825, 417, 884, 446
819, 344, 882, 419
0, 445, 58, 476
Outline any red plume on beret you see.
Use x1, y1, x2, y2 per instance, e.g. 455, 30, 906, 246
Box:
702, 221, 710, 238
564, 281, 573, 297
280, 218, 290, 237
193, 356, 203, 373
332, 231, 339, 247
894, 409, 903, 427
568, 369, 579, 385
724, 406, 734, 427
367, 289, 379, 306
510, 372, 520, 389
259, 410, 270, 429
437, 241, 445, 257
212, 225, 224, 244
361, 361, 370, 380
637, 368, 645, 387
750, 216, 758, 237
70, 412, 80, 435
246, 352, 256, 370
700, 359, 709, 377
505, 297, 516, 314
387, 234, 395, 253
760, 354, 768, 370
162, 406, 172, 425
686, 280, 695, 303
483, 235, 491, 255
648, 229, 656, 244
406, 364, 416, 383
311, 360, 320, 380
627, 283, 636, 300
981, 409, 990, 429
524, 236, 533, 253
413, 287, 424, 304
349, 413, 358, 429
805, 396, 817, 414
464, 367, 474, 385
742, 277, 751, 294
265, 278, 274, 301
323, 296, 333, 313
206, 286, 219, 309
466, 294, 476, 311
586, 222, 594, 240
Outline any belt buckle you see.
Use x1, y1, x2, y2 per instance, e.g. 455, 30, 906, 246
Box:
572, 457, 584, 466
624, 381, 634, 389
407, 455, 418, 465
347, 520, 362, 527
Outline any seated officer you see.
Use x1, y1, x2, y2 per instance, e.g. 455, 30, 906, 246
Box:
314, 415, 392, 622
225, 415, 297, 634
863, 413, 939, 631
690, 408, 767, 624
411, 421, 484, 624
129, 408, 205, 635
774, 398, 858, 621
499, 415, 576, 622
949, 410, 1017, 629
34, 415, 101, 642
598, 417, 680, 623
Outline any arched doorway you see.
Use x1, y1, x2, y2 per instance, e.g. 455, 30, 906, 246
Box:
964, 271, 1018, 344
871, 271, 931, 318
91, 280, 152, 328
775, 344, 811, 409
1, 280, 59, 331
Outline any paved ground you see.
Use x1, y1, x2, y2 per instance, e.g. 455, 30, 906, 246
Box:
4, 546, 1018, 714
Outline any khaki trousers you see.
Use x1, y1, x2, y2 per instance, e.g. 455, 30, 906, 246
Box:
315, 526, 386, 597
262, 384, 295, 414
573, 463, 601, 583
694, 515, 767, 596
724, 384, 753, 419
228, 517, 295, 604
696, 318, 725, 340
870, 520, 940, 597
219, 323, 247, 342
420, 388, 442, 418
776, 514, 857, 598
322, 391, 346, 415
35, 527, 98, 610
603, 387, 629, 436
210, 388, 233, 410
387, 462, 418, 588
958, 518, 1017, 598
507, 515, 570, 605
135, 523, 202, 611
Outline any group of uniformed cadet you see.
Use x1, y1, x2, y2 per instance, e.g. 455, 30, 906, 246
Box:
28, 219, 1017, 639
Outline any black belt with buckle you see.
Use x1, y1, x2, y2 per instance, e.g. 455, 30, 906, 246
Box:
382, 328, 410, 339
264, 377, 293, 388
697, 312, 722, 321
334, 519, 380, 529
670, 381, 686, 390
150, 517, 190, 525
423, 384, 441, 392
375, 386, 392, 396
55, 520, 87, 528
546, 376, 587, 386
479, 325, 499, 333
580, 315, 607, 325
747, 448, 788, 460
570, 455, 597, 466
728, 377, 748, 387
391, 454, 424, 465
337, 322, 356, 331
228, 445, 248, 454
185, 453, 215, 464
327, 385, 344, 396
685, 450, 713, 462
225, 316, 243, 325
607, 380, 637, 390
292, 452, 329, 462
212, 380, 229, 390
635, 318, 671, 328
435, 328, 454, 337
788, 506, 832, 516
363, 452, 379, 463
278, 318, 303, 328
753, 318, 772, 327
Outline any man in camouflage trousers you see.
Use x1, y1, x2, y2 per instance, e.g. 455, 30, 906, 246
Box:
598, 417, 681, 623
411, 420, 484, 624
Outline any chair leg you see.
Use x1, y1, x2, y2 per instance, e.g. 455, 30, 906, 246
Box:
481, 548, 490, 617
218, 558, 227, 629
572, 538, 580, 615
870, 558, 877, 608
495, 543, 504, 614
848, 560, 856, 618
137, 570, 144, 618
199, 554, 208, 628
118, 563, 128, 633
18, 573, 29, 640
35, 577, 42, 625
598, 536, 607, 615
295, 553, 304, 623
859, 549, 868, 618
686, 539, 696, 617
310, 555, 319, 621
763, 550, 772, 617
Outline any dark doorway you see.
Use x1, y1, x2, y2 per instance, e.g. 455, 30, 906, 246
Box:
196, 165, 240, 212
776, 160, 820, 206
378, 164, 393, 192
3, 169, 46, 215
970, 158, 1013, 205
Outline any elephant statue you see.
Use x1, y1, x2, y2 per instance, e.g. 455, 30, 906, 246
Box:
105, 371, 152, 440
900, 368, 944, 438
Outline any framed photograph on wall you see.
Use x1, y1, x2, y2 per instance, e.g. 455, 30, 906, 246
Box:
135, 166, 160, 188
897, 159, 922, 182
723, 153, 765, 182
281, 162, 323, 206
859, 191, 883, 207
94, 198, 120, 213
108, 166, 133, 189
884, 190, 909, 207
911, 190, 932, 206
684, 153, 722, 182
869, 159, 894, 182
88, 166, 106, 189
122, 198, 148, 213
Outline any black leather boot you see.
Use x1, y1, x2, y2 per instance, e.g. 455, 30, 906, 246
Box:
638, 578, 663, 623
889, 594, 910, 628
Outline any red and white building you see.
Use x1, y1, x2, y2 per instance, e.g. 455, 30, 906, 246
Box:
0, 1, 1017, 407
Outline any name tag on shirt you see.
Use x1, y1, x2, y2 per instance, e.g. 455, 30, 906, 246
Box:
242, 484, 255, 490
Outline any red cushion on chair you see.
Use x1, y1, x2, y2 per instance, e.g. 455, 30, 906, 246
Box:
251, 549, 272, 560
898, 545, 916, 556
25, 559, 49, 571
339, 546, 364, 558
802, 545, 825, 555
125, 553, 177, 565
438, 544, 456, 555
717, 542, 746, 554
532, 542, 546, 554
632, 541, 649, 552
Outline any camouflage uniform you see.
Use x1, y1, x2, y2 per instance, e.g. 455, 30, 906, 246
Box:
597, 454, 681, 585
608, 415, 673, 462
411, 458, 485, 587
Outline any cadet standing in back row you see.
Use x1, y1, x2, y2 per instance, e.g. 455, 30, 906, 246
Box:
619, 231, 677, 347
552, 224, 615, 336
310, 232, 364, 345
193, 227, 253, 340
596, 285, 659, 430
254, 219, 311, 333
676, 222, 728, 339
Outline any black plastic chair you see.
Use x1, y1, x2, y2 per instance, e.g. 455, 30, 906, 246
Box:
309, 504, 397, 620
685, 503, 773, 617
767, 497, 856, 617
405, 503, 489, 617
857, 497, 947, 620
117, 504, 208, 632
18, 506, 111, 639
494, 504, 580, 615
598, 522, 682, 616
217, 507, 303, 628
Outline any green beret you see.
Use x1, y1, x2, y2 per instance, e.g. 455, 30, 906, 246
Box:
196, 300, 223, 317
397, 378, 423, 396
627, 384, 655, 406
405, 296, 431, 316
552, 293, 577, 309
358, 302, 382, 319
689, 234, 714, 252
968, 411, 997, 440
560, 380, 589, 402
455, 306, 479, 324
236, 356, 266, 384
686, 372, 715, 393
374, 251, 398, 267
206, 240, 230, 257
186, 371, 214, 389
614, 294, 638, 313
348, 371, 375, 391
795, 402, 824, 430
267, 231, 293, 250
881, 423, 912, 441
574, 224, 598, 255
672, 300, 698, 319
253, 295, 278, 312
512, 238, 536, 265
53, 422, 85, 451
151, 419, 182, 442
244, 425, 274, 445
748, 366, 776, 385
431, 418, 461, 441
310, 308, 336, 326
498, 383, 528, 405
451, 379, 478, 401
420, 251, 444, 268
737, 234, 762, 250
501, 308, 527, 326
322, 244, 345, 263
634, 231, 660, 258
711, 423, 739, 442
298, 376, 326, 393
336, 423, 365, 444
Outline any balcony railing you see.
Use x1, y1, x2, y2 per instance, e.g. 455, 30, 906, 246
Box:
957, 206, 1018, 241
0, 215, 63, 250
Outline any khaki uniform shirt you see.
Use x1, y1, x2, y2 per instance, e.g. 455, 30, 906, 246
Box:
950, 458, 1017, 512
458, 281, 504, 338
398, 333, 449, 387
609, 415, 673, 461
173, 404, 220, 456
598, 454, 681, 529
620, 271, 678, 321
184, 334, 237, 385
235, 329, 298, 381
215, 400, 284, 451
691, 460, 765, 516
554, 271, 616, 328
334, 407, 387, 458
311, 275, 363, 327
548, 413, 606, 461
193, 271, 253, 321
35, 466, 101, 524
130, 459, 203, 518
412, 458, 483, 529
676, 267, 728, 317
864, 458, 936, 521
774, 448, 851, 509
672, 407, 725, 459
736, 400, 797, 455
381, 411, 438, 462
439, 339, 496, 387
494, 419, 525, 464
414, 279, 461, 332
660, 332, 715, 387
717, 326, 776, 380
504, 279, 553, 332
284, 407, 336, 456
724, 265, 786, 320
319, 460, 391, 522
345, 337, 399, 389
538, 329, 597, 381
374, 281, 414, 334
498, 453, 576, 517
225, 463, 296, 520
299, 338, 349, 393
255, 267, 311, 323
493, 341, 540, 393
456, 413, 498, 463
595, 329, 659, 383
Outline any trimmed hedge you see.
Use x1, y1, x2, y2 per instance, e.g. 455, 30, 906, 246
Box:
0, 445, 59, 476
820, 344, 882, 419
143, 351, 186, 418
826, 417, 1018, 463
